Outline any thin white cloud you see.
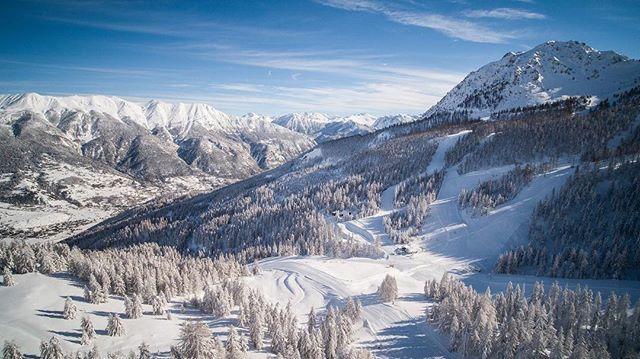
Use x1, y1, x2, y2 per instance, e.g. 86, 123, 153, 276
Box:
0, 59, 157, 76
386, 10, 517, 43
207, 52, 465, 116
209, 81, 444, 115
316, 0, 517, 43
465, 8, 546, 20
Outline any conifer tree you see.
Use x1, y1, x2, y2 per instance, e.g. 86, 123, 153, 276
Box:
106, 313, 125, 337
2, 268, 14, 287
2, 340, 22, 359
138, 342, 150, 359
249, 310, 263, 350
86, 345, 100, 359
307, 308, 317, 333
40, 337, 65, 359
377, 274, 398, 303
226, 326, 245, 359
178, 321, 218, 359
81, 316, 96, 345
63, 297, 77, 320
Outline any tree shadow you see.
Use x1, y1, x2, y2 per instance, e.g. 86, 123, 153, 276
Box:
397, 293, 425, 303
361, 318, 450, 359
49, 272, 84, 288
59, 294, 85, 303
36, 309, 64, 319
354, 292, 381, 306
48, 330, 82, 345
90, 310, 115, 318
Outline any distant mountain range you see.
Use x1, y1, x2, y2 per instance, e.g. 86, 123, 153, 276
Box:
0, 93, 416, 240
255, 112, 417, 143
3, 40, 639, 241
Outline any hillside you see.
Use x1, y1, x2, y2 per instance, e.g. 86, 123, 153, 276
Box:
0, 93, 314, 241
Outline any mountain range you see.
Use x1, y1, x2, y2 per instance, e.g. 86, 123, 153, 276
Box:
2, 40, 640, 242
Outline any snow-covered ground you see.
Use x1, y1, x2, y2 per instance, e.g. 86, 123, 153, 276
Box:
3, 131, 640, 358
248, 130, 640, 358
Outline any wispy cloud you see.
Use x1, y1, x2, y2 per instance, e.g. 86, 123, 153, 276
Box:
209, 81, 446, 115
465, 8, 546, 20
205, 49, 465, 115
0, 59, 158, 76
316, 0, 517, 43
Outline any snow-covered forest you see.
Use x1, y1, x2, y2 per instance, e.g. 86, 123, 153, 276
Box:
2, 34, 640, 358
495, 160, 640, 279
425, 274, 640, 358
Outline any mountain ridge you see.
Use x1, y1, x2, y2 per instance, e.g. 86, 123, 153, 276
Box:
424, 40, 640, 118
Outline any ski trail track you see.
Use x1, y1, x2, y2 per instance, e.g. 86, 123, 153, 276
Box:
248, 130, 640, 358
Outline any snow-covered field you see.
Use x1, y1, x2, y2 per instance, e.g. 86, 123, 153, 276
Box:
3, 131, 640, 358
0, 157, 227, 243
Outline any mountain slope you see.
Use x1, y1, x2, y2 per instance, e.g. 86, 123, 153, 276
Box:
0, 93, 314, 241
425, 40, 640, 118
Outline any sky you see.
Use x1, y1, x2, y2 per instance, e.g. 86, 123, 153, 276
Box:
1, 0, 639, 116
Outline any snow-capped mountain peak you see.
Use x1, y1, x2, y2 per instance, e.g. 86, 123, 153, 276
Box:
424, 40, 640, 118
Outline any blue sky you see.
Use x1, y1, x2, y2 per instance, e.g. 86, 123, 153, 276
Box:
1, 0, 639, 116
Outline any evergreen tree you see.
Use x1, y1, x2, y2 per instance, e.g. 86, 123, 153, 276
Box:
249, 310, 263, 350
178, 321, 218, 359
226, 326, 245, 359
138, 342, 150, 359
87, 345, 100, 359
14, 241, 35, 274
2, 340, 22, 359
106, 313, 125, 337
40, 337, 65, 359
377, 274, 398, 303
63, 297, 77, 320
307, 308, 317, 333
2, 268, 15, 287
128, 295, 143, 319
81, 316, 96, 345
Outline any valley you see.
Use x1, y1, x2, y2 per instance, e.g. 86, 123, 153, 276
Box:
2, 37, 640, 358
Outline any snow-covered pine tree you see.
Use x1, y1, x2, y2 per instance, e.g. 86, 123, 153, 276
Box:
40, 337, 65, 359
14, 241, 35, 274
63, 297, 77, 320
106, 313, 125, 337
2, 340, 22, 359
178, 321, 218, 358
249, 309, 263, 350
2, 268, 15, 287
307, 307, 317, 333
343, 297, 362, 322
81, 316, 96, 345
322, 307, 339, 359
226, 326, 246, 359
151, 295, 164, 315
377, 274, 398, 303
86, 345, 100, 359
138, 342, 151, 359
130, 294, 143, 319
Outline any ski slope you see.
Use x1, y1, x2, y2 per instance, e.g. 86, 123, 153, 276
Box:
4, 130, 640, 358
249, 130, 640, 358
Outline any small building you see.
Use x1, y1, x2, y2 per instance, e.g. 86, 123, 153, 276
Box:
331, 209, 355, 220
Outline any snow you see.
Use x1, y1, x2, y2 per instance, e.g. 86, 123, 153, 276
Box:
0, 157, 227, 243
248, 130, 640, 358
0, 93, 256, 136
425, 40, 640, 118
4, 130, 640, 358
0, 272, 276, 358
